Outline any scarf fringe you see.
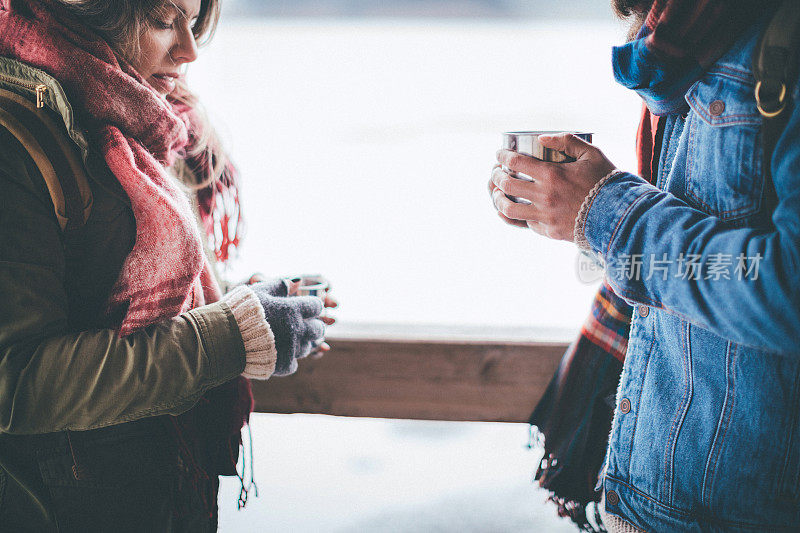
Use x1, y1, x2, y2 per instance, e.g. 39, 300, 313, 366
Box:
237, 423, 259, 510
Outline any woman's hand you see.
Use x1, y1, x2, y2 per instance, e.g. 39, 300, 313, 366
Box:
246, 273, 338, 352
249, 282, 326, 376
489, 133, 617, 241
284, 278, 338, 328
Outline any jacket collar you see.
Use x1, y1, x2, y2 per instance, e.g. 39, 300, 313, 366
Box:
612, 13, 768, 117
0, 56, 88, 153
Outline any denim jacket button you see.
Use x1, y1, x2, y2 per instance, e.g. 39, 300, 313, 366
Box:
709, 99, 726, 116
606, 490, 620, 506
638, 305, 649, 318
619, 398, 631, 414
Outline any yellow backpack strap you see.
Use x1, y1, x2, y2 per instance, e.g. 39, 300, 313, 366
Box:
0, 87, 92, 232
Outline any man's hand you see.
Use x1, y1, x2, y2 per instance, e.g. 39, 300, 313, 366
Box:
488, 133, 616, 241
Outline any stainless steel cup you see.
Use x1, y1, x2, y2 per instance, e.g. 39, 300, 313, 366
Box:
501, 131, 592, 203
297, 274, 329, 299
296, 274, 329, 355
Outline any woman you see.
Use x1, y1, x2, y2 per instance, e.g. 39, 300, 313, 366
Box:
0, 0, 331, 530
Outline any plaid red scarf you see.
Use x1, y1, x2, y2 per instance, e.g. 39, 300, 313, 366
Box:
643, 0, 771, 66
0, 0, 253, 516
174, 93, 243, 264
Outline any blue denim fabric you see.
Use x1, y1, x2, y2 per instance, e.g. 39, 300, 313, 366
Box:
612, 36, 704, 117
585, 18, 800, 532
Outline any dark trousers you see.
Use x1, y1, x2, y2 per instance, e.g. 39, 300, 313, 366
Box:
0, 416, 219, 533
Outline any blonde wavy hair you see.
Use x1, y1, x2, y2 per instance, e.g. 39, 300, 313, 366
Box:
54, 0, 228, 188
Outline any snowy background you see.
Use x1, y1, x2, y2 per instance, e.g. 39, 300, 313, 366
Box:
188, 6, 641, 532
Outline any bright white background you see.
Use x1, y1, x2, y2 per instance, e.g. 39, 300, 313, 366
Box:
189, 15, 641, 532
190, 18, 641, 336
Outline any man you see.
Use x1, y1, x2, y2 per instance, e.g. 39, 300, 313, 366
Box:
489, 1, 800, 531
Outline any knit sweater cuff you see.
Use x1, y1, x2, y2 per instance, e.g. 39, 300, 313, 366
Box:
574, 170, 626, 252
223, 285, 277, 380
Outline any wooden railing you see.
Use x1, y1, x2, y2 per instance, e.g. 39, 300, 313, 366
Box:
251, 326, 571, 423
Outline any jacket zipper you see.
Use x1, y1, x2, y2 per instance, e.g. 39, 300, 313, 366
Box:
0, 68, 129, 207
36, 84, 47, 108
0, 71, 48, 108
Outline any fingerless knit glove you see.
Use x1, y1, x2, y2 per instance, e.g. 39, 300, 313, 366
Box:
249, 281, 325, 376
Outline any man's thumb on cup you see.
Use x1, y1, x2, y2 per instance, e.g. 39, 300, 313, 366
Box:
538, 133, 591, 160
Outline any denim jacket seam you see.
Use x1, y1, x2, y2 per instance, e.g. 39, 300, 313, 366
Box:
684, 105, 763, 219
604, 474, 692, 518
702, 341, 737, 507
602, 278, 718, 333
707, 65, 753, 84
777, 367, 800, 498
684, 187, 759, 217
654, 125, 669, 191
686, 94, 760, 126
608, 272, 790, 353
608, 473, 796, 530
581, 171, 625, 250
604, 188, 660, 258
576, 170, 625, 250
623, 327, 657, 470
604, 277, 660, 308
662, 320, 693, 504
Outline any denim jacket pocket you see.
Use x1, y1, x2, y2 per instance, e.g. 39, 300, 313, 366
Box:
684, 69, 764, 222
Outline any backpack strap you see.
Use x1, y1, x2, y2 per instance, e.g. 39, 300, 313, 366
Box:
753, 0, 800, 215
0, 87, 92, 232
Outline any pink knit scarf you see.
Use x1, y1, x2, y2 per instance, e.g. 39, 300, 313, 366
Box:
0, 0, 223, 335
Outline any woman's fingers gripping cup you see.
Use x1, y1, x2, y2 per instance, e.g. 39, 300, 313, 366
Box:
293, 274, 336, 355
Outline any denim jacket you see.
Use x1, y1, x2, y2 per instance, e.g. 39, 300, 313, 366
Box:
580, 18, 800, 532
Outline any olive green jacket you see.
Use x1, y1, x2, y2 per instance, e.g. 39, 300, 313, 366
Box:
0, 57, 246, 436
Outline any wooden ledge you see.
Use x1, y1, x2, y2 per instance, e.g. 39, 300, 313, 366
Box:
251, 335, 570, 423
